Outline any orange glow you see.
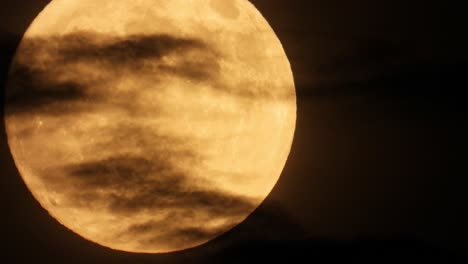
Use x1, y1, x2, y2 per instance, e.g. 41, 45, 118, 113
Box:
5, 0, 296, 253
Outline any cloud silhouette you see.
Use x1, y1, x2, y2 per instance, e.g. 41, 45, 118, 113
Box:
26, 119, 258, 250
51, 33, 207, 62
47, 32, 220, 81
59, 152, 255, 250
64, 153, 254, 213
4, 30, 295, 117
63, 150, 253, 209
4, 32, 220, 115
5, 63, 90, 114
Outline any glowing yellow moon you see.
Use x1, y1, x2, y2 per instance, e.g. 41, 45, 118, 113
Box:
4, 0, 295, 253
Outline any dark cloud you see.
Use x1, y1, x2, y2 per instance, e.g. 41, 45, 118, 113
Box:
59, 152, 255, 249
215, 81, 296, 101
45, 32, 220, 81
5, 63, 90, 114
50, 33, 207, 63
4, 30, 296, 117
31, 119, 257, 250
131, 221, 235, 251
63, 151, 254, 213
4, 32, 220, 115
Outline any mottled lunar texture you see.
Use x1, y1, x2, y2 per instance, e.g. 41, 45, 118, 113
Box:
4, 0, 296, 253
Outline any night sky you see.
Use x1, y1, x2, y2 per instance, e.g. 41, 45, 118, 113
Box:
1, 0, 467, 262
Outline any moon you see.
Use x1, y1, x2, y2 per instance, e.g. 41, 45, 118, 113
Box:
4, 0, 296, 253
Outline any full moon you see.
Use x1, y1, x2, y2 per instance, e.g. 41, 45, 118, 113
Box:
4, 0, 296, 253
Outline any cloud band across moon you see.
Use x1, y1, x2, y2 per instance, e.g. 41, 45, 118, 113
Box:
5, 32, 219, 115
6, 32, 292, 116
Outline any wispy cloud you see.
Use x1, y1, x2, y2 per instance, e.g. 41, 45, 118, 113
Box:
4, 32, 220, 115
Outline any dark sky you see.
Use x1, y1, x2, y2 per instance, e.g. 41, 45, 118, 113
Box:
1, 0, 467, 262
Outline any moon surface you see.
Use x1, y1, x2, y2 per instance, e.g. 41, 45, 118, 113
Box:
4, 0, 296, 253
